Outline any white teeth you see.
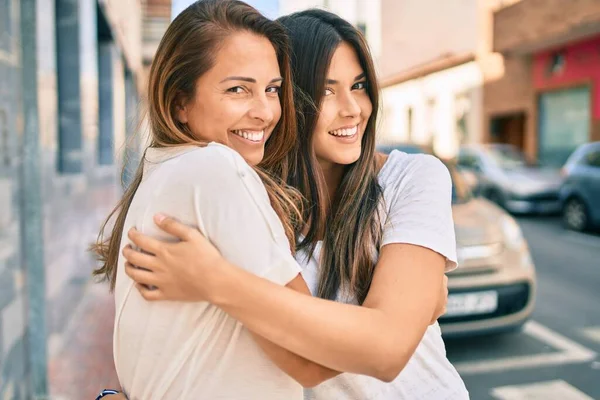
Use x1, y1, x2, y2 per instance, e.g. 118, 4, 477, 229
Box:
329, 125, 358, 137
232, 130, 264, 142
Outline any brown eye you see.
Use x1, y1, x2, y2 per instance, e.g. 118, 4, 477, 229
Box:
227, 86, 246, 94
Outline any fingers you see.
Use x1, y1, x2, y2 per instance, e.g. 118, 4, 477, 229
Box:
154, 214, 196, 241
122, 245, 159, 271
125, 262, 160, 287
136, 283, 165, 301
127, 228, 167, 255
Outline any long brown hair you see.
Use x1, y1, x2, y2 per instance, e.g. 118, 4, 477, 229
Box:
92, 0, 301, 290
278, 10, 383, 305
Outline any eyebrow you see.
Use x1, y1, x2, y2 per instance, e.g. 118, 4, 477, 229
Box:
219, 76, 283, 84
326, 73, 366, 85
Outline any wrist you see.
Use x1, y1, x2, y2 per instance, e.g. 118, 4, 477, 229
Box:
206, 259, 238, 305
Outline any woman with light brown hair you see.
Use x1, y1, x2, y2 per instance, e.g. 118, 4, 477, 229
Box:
92, 0, 309, 398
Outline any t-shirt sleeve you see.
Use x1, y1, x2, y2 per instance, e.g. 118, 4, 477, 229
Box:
183, 146, 302, 285
381, 154, 458, 272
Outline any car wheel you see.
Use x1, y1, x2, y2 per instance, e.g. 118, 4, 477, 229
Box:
563, 197, 589, 232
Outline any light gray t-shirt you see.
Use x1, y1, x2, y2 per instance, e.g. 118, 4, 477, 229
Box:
298, 151, 469, 400
113, 143, 303, 400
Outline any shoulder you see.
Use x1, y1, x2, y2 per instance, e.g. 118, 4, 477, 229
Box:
171, 143, 259, 186
176, 143, 246, 172
379, 151, 451, 193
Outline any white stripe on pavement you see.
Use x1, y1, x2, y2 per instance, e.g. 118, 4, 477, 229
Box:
582, 327, 600, 344
491, 379, 594, 400
454, 321, 596, 375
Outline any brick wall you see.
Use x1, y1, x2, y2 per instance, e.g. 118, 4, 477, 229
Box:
494, 0, 600, 54
483, 55, 536, 159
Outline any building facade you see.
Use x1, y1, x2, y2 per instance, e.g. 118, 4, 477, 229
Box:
487, 0, 600, 166
378, 0, 520, 159
278, 0, 382, 61
0, 0, 168, 398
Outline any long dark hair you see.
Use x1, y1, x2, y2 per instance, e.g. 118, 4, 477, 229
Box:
278, 10, 383, 304
92, 0, 302, 290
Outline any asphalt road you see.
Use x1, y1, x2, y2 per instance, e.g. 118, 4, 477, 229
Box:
445, 216, 600, 400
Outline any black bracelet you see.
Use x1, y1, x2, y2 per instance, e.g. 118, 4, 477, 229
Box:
95, 389, 121, 399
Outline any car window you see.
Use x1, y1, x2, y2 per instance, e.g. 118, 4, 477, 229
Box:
584, 150, 600, 168
486, 146, 529, 169
457, 151, 482, 170
448, 166, 472, 204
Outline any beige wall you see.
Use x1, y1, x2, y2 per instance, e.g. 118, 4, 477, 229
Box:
380, 0, 478, 79
100, 0, 143, 79
279, 0, 382, 61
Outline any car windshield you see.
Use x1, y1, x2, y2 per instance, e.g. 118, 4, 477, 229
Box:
447, 164, 472, 204
485, 145, 529, 169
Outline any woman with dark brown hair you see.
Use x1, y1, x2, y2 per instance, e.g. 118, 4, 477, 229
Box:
122, 7, 469, 400
92, 0, 309, 398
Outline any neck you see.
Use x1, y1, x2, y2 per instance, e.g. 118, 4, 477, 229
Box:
317, 158, 345, 214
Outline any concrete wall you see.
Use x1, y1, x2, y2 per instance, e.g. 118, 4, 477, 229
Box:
278, 0, 382, 62
0, 0, 29, 397
381, 61, 484, 159
379, 0, 478, 79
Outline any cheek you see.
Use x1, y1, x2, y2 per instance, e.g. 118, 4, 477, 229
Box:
359, 97, 373, 122
271, 99, 282, 126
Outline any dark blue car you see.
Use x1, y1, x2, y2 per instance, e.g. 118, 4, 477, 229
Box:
560, 142, 600, 231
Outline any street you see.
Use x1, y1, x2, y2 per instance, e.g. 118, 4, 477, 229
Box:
446, 217, 600, 399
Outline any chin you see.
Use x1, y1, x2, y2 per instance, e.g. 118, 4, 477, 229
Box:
243, 150, 264, 166
333, 149, 361, 166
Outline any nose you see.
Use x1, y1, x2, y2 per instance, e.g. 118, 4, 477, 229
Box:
339, 91, 361, 118
248, 94, 275, 125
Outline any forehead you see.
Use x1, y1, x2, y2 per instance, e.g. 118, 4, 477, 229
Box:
209, 31, 281, 80
327, 41, 363, 79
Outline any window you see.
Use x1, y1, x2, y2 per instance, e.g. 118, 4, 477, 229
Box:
0, 0, 12, 52
458, 151, 482, 172
585, 150, 600, 168
356, 22, 367, 36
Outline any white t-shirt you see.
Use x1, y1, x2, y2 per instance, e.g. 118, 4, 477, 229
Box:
113, 143, 303, 400
299, 151, 470, 400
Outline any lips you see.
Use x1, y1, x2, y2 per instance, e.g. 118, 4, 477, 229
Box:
231, 129, 264, 143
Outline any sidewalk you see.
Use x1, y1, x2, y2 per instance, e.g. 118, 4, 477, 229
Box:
48, 281, 119, 400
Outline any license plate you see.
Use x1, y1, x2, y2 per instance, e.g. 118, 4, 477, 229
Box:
445, 290, 498, 317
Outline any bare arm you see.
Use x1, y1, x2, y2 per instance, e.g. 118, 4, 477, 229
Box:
125, 224, 445, 382
208, 242, 444, 381
250, 275, 342, 387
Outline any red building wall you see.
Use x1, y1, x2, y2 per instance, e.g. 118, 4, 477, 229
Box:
533, 35, 600, 119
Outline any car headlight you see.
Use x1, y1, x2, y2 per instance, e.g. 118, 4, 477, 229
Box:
501, 214, 525, 250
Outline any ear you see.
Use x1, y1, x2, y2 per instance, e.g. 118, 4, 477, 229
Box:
175, 94, 189, 124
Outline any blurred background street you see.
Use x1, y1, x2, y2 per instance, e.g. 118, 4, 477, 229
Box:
1, 0, 599, 399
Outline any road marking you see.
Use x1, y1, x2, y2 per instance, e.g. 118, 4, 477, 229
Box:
562, 231, 600, 248
491, 379, 594, 400
454, 321, 597, 375
582, 327, 600, 344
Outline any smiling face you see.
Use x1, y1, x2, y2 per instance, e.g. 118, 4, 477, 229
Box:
176, 31, 283, 166
312, 41, 373, 169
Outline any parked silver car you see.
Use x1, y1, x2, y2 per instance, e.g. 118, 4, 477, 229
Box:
560, 141, 600, 231
456, 144, 563, 214
378, 144, 536, 337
